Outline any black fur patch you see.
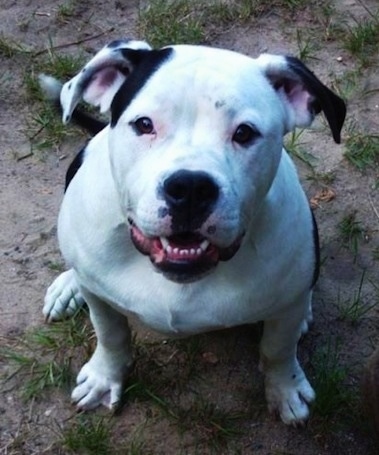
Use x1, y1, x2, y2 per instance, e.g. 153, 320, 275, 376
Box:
110, 47, 173, 126
311, 209, 320, 288
65, 148, 86, 191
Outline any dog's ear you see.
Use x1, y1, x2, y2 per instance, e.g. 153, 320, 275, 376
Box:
60, 40, 152, 124
257, 54, 346, 143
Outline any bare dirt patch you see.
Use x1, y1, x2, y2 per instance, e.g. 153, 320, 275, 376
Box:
1, 1, 379, 454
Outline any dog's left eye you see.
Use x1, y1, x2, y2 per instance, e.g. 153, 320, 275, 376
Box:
131, 117, 155, 135
232, 123, 260, 146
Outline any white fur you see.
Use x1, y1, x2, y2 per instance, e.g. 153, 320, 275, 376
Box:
43, 43, 329, 425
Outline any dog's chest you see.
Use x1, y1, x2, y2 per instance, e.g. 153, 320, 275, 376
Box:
100, 261, 286, 335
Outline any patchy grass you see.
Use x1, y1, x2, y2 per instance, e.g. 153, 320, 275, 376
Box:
173, 397, 246, 450
331, 69, 361, 102
22, 48, 86, 155
338, 270, 378, 324
138, 0, 205, 47
338, 212, 364, 258
0, 33, 30, 57
137, 0, 313, 48
307, 170, 336, 186
2, 307, 92, 400
311, 337, 357, 419
344, 124, 379, 171
285, 129, 317, 168
343, 9, 379, 66
295, 29, 319, 62
59, 415, 113, 454
56, 1, 77, 24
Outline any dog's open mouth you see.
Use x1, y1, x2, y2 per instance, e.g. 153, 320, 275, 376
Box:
129, 220, 242, 282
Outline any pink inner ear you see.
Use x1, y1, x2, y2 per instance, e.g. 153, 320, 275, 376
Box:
280, 79, 314, 126
84, 67, 121, 105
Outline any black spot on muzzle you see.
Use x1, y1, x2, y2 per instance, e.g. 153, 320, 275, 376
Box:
162, 170, 219, 232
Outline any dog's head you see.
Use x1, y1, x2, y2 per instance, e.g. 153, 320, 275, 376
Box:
60, 40, 346, 283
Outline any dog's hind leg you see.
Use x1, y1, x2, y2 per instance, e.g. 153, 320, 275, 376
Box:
259, 291, 315, 426
71, 288, 133, 410
43, 269, 85, 322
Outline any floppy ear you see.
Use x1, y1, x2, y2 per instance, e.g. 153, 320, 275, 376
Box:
256, 54, 346, 143
60, 39, 152, 124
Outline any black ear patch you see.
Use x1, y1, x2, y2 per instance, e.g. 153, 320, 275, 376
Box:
110, 47, 173, 126
285, 56, 346, 143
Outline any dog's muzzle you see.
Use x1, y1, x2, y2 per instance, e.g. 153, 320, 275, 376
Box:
128, 170, 243, 282
129, 221, 243, 283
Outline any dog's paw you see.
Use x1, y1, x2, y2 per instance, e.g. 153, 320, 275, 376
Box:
71, 361, 124, 410
265, 372, 315, 425
43, 269, 85, 322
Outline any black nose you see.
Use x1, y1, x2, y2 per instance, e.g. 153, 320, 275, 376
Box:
163, 170, 219, 228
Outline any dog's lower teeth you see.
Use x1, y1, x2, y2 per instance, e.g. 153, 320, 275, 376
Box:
160, 236, 210, 256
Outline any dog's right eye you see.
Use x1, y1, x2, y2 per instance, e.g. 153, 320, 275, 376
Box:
131, 117, 155, 135
232, 123, 260, 146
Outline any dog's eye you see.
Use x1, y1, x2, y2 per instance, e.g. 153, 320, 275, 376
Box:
232, 123, 260, 146
132, 117, 155, 135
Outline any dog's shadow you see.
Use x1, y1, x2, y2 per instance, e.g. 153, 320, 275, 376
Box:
119, 318, 266, 417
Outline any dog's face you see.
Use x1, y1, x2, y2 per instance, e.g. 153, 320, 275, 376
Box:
108, 48, 286, 282
60, 41, 346, 283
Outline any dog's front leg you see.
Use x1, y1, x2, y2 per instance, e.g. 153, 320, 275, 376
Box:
71, 288, 133, 410
259, 292, 315, 426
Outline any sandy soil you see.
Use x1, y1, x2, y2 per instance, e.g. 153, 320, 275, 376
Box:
1, 1, 378, 454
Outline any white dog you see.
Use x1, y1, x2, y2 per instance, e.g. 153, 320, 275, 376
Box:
41, 40, 346, 425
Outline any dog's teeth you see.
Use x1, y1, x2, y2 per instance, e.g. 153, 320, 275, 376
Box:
166, 245, 173, 254
173, 248, 179, 255
196, 248, 202, 255
160, 237, 169, 249
180, 249, 188, 256
200, 240, 210, 251
190, 248, 196, 255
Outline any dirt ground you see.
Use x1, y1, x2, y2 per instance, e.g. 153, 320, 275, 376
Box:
1, 0, 379, 454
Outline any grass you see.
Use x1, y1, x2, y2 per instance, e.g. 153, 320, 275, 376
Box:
344, 124, 379, 171
2, 307, 92, 400
331, 69, 361, 102
343, 8, 379, 66
285, 129, 317, 168
0, 33, 30, 58
60, 415, 113, 454
295, 29, 319, 62
56, 2, 76, 24
338, 212, 364, 258
306, 170, 336, 186
22, 48, 87, 155
338, 270, 378, 324
137, 0, 312, 48
138, 0, 206, 48
311, 337, 356, 419
174, 397, 245, 450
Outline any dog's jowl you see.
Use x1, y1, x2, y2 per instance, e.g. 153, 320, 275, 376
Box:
41, 40, 346, 425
